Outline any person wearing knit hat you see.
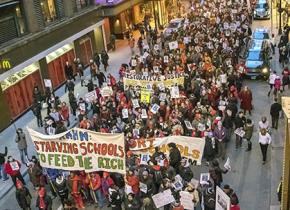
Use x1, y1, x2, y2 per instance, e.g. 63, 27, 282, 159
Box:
15, 178, 32, 210
36, 187, 52, 210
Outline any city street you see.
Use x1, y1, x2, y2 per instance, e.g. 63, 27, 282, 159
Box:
0, 3, 287, 210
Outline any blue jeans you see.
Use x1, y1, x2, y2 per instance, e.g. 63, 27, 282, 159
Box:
19, 148, 28, 163
95, 189, 106, 208
0, 164, 7, 180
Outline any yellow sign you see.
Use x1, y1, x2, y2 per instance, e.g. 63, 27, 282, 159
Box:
0, 59, 12, 70
140, 90, 151, 104
124, 74, 184, 89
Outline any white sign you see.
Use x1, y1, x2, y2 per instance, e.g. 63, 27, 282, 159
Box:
10, 161, 20, 171
224, 157, 231, 171
101, 86, 113, 97
159, 93, 167, 101
153, 66, 159, 73
216, 186, 231, 210
139, 182, 148, 193
185, 120, 193, 130
154, 44, 159, 51
169, 41, 178, 50
234, 128, 245, 137
131, 59, 137, 67
170, 86, 180, 98
152, 189, 175, 208
151, 104, 160, 114
173, 180, 183, 191
200, 173, 210, 185
122, 109, 129, 118
140, 154, 150, 165
44, 79, 52, 88
141, 109, 148, 118
180, 191, 195, 210
164, 55, 169, 63
132, 99, 140, 108
85, 91, 97, 103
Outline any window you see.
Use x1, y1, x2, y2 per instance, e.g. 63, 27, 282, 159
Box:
40, 0, 57, 24
75, 0, 90, 11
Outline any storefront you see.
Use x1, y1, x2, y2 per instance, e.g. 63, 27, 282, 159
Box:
0, 62, 43, 118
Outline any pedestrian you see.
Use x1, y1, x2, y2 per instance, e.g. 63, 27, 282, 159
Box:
32, 102, 43, 127
184, 183, 199, 207
54, 174, 69, 207
33, 86, 42, 104
5, 156, 26, 186
214, 121, 226, 160
124, 193, 141, 210
274, 76, 282, 96
0, 146, 8, 181
259, 128, 272, 164
94, 52, 101, 69
68, 91, 78, 118
64, 61, 75, 81
89, 59, 97, 80
108, 184, 122, 210
210, 159, 228, 188
270, 98, 282, 129
67, 172, 85, 209
129, 35, 135, 56
268, 71, 277, 96
110, 33, 116, 51
64, 79, 75, 93
101, 50, 109, 71
282, 67, 290, 91
60, 102, 70, 127
15, 179, 32, 210
137, 37, 143, 55
27, 160, 42, 189
234, 111, 246, 149
168, 143, 182, 172
139, 170, 155, 198
36, 187, 52, 210
89, 172, 106, 208
244, 119, 254, 151
96, 70, 106, 88
239, 86, 252, 115
15, 128, 29, 164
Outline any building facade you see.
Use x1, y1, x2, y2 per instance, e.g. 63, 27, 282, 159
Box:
0, 0, 107, 130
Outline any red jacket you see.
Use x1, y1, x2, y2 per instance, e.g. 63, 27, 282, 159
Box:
60, 106, 69, 120
5, 160, 21, 176
231, 204, 241, 210
90, 174, 101, 191
126, 175, 140, 194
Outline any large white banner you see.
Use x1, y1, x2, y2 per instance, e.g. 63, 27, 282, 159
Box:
129, 136, 205, 165
27, 128, 126, 174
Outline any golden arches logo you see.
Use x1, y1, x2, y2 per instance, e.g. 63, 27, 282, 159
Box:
0, 59, 11, 70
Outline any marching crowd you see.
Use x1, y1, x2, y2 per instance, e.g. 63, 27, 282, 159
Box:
0, 0, 288, 209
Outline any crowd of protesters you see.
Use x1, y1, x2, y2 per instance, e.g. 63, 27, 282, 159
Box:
0, 0, 289, 209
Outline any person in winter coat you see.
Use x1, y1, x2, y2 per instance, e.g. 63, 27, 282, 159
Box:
96, 70, 106, 88
244, 119, 254, 151
259, 128, 272, 164
60, 102, 70, 127
101, 171, 115, 197
274, 76, 282, 96
15, 128, 28, 164
168, 143, 182, 173
54, 174, 68, 207
126, 168, 140, 195
124, 193, 141, 210
101, 50, 109, 71
184, 183, 200, 208
108, 184, 123, 210
234, 111, 246, 149
203, 131, 216, 162
178, 158, 193, 182
68, 91, 78, 117
223, 184, 239, 207
64, 80, 75, 93
27, 161, 42, 189
67, 172, 85, 209
5, 156, 25, 186
204, 187, 215, 210
15, 179, 32, 210
210, 159, 228, 188
214, 121, 226, 160
0, 146, 8, 181
239, 86, 252, 115
270, 98, 282, 129
36, 187, 52, 210
89, 172, 106, 208
64, 61, 74, 81
139, 170, 155, 198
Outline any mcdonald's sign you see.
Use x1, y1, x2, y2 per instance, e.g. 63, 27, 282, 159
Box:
0, 59, 12, 70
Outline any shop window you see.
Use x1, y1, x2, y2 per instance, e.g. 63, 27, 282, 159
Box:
75, 0, 91, 11
40, 0, 57, 24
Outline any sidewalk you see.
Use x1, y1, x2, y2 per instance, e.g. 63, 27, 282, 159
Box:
0, 32, 140, 200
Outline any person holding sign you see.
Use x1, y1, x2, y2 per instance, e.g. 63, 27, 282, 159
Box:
4, 156, 25, 187
184, 182, 200, 208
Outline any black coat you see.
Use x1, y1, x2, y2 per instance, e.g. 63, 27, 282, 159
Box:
124, 198, 141, 210
270, 102, 282, 117
169, 147, 181, 167
16, 187, 32, 209
36, 194, 52, 210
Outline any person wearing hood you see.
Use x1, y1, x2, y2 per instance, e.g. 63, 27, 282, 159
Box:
36, 187, 52, 210
223, 184, 239, 208
184, 182, 200, 208
124, 193, 141, 210
15, 179, 32, 210
244, 118, 254, 151
168, 143, 182, 173
54, 173, 68, 207
5, 156, 25, 186
108, 184, 123, 210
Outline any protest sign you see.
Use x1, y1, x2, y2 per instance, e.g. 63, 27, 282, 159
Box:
164, 55, 169, 63
159, 93, 167, 101
140, 90, 151, 104
140, 154, 150, 165
27, 128, 126, 174
180, 191, 195, 210
200, 173, 210, 185
152, 189, 175, 208
170, 86, 180, 98
122, 109, 129, 118
169, 41, 178, 50
44, 79, 52, 88
234, 128, 245, 137
154, 44, 159, 51
151, 104, 160, 114
143, 51, 150, 59
129, 136, 205, 165
123, 74, 184, 89
139, 182, 148, 193
85, 91, 97, 103
132, 99, 140, 108
141, 109, 148, 118
101, 86, 113, 97
153, 66, 159, 73
216, 186, 231, 210
173, 180, 183, 191
185, 120, 193, 130
224, 157, 231, 171
131, 59, 137, 67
